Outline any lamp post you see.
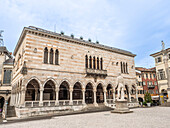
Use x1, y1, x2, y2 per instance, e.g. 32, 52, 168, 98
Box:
161, 41, 170, 103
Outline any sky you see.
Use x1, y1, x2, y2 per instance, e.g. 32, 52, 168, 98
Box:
0, 0, 170, 68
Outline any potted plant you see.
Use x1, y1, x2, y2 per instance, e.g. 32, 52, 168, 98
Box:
144, 92, 153, 107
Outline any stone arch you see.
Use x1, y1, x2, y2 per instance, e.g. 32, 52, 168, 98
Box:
0, 96, 5, 114
25, 76, 42, 89
106, 84, 113, 99
73, 80, 84, 89
59, 81, 70, 100
73, 82, 83, 100
59, 78, 71, 89
43, 78, 58, 89
85, 82, 94, 104
96, 83, 104, 103
25, 79, 40, 101
85, 80, 95, 89
43, 80, 56, 100
96, 81, 106, 88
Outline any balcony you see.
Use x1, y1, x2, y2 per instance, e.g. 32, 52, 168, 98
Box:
148, 85, 155, 89
86, 68, 107, 76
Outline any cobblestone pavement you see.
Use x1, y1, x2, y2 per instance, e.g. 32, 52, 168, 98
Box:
1, 107, 170, 128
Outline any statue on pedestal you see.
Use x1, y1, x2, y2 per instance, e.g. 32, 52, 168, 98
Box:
116, 74, 125, 101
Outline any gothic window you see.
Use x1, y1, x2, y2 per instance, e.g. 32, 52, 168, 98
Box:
121, 62, 123, 73
44, 47, 48, 64
123, 62, 125, 73
93, 56, 96, 69
126, 63, 128, 73
50, 48, 53, 64
85, 55, 88, 68
89, 56, 92, 68
97, 57, 99, 69
55, 49, 59, 65
100, 58, 103, 70
3, 70, 12, 84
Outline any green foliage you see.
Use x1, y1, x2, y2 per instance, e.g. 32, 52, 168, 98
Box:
144, 92, 153, 103
143, 101, 147, 105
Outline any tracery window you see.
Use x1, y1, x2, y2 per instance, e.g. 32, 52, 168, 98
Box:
55, 49, 59, 65
50, 48, 53, 64
44, 47, 48, 64
85, 55, 88, 68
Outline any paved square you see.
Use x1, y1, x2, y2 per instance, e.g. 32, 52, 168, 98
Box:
1, 107, 170, 128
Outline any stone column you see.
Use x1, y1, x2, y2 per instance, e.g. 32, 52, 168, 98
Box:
136, 88, 138, 102
129, 88, 132, 102
113, 88, 116, 102
69, 88, 73, 105
82, 88, 86, 105
20, 88, 26, 107
18, 91, 21, 106
93, 88, 98, 106
15, 92, 18, 107
103, 87, 107, 105
55, 88, 59, 106
39, 88, 44, 106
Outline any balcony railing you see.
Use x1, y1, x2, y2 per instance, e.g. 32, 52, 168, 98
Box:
73, 100, 83, 105
25, 101, 39, 107
86, 68, 107, 76
43, 100, 55, 107
59, 100, 70, 106
148, 85, 155, 89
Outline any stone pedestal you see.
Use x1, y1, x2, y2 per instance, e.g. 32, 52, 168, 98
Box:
111, 100, 133, 114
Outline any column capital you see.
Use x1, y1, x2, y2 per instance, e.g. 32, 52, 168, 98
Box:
93, 88, 97, 92
82, 88, 85, 92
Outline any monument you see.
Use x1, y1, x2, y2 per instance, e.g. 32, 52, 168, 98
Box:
111, 74, 133, 113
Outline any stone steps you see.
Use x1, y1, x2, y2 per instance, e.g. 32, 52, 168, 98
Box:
82, 104, 113, 112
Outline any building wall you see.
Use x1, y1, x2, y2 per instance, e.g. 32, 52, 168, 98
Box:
12, 31, 136, 90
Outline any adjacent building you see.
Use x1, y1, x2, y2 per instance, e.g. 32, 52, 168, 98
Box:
135, 67, 159, 103
135, 70, 144, 102
11, 26, 139, 118
150, 48, 170, 97
0, 46, 14, 118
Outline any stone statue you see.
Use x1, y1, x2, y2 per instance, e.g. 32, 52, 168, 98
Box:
116, 74, 125, 101
161, 40, 165, 50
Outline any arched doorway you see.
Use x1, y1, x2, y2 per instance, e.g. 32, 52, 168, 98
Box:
96, 84, 104, 103
59, 81, 69, 100
73, 82, 82, 100
106, 84, 113, 99
0, 96, 5, 118
43, 80, 56, 100
25, 79, 40, 101
138, 97, 143, 102
85, 83, 94, 104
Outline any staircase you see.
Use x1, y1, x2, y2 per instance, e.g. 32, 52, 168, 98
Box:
7, 106, 16, 117
82, 104, 113, 113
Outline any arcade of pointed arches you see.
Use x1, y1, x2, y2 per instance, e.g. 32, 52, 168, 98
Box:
10, 77, 138, 107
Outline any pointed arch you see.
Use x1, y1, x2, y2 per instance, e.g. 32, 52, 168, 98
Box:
55, 49, 59, 65
100, 58, 103, 70
93, 56, 96, 69
97, 57, 99, 69
89, 56, 92, 69
50, 48, 54, 64
44, 47, 48, 64
85, 55, 88, 68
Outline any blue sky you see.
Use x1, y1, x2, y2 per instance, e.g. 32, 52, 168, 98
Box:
0, 0, 170, 68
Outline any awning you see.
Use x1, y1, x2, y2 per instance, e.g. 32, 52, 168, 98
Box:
151, 96, 160, 100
